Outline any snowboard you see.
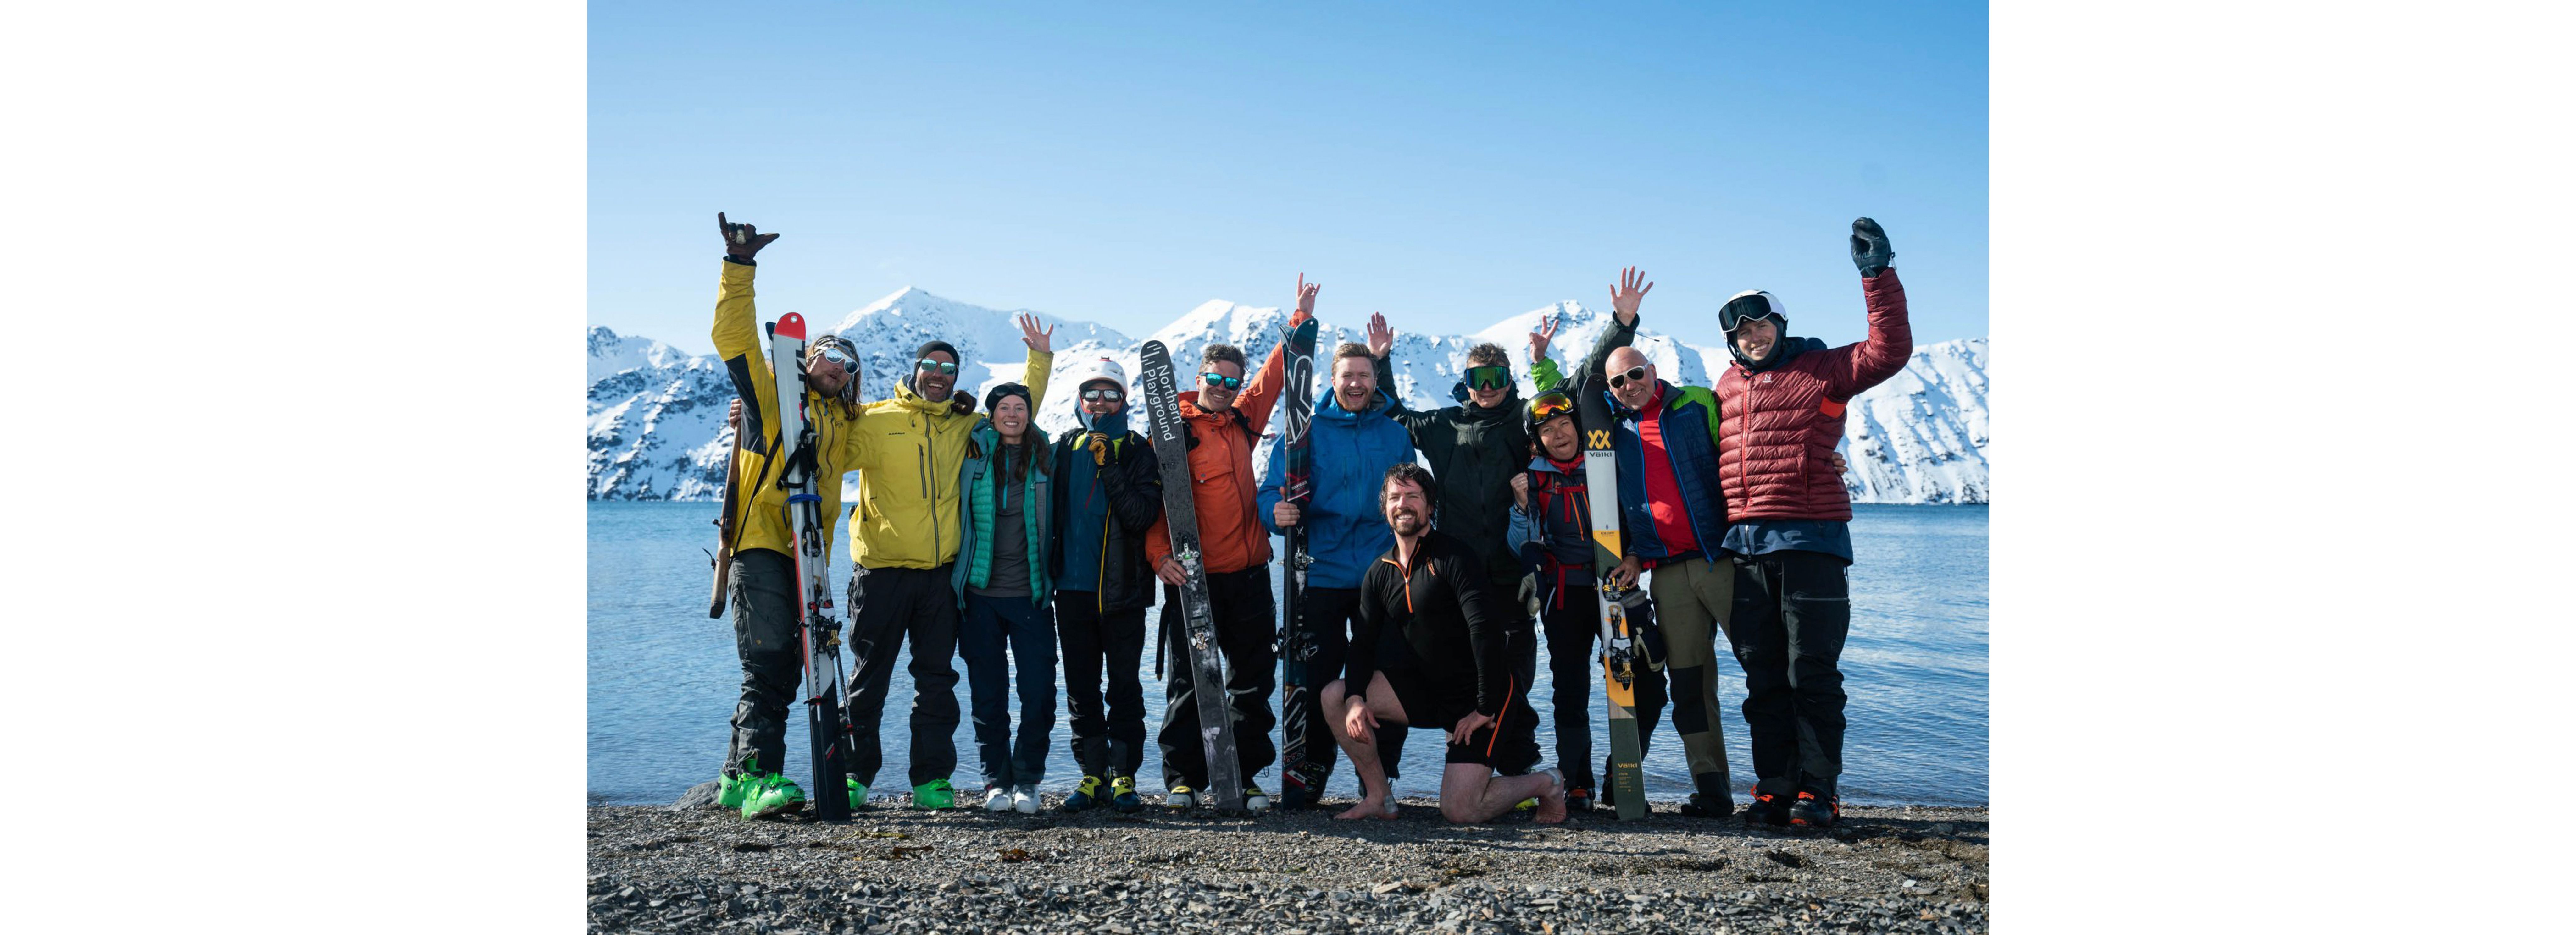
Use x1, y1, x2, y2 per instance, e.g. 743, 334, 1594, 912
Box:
1272, 317, 1323, 809
1577, 381, 1650, 821
1137, 340, 1247, 812
768, 312, 856, 822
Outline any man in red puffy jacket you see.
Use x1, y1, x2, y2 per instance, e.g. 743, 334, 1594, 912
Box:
1713, 217, 1913, 829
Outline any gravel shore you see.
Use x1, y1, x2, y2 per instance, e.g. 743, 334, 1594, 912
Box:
589, 788, 1987, 933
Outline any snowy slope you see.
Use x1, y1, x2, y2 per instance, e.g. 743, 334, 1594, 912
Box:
587, 294, 1989, 504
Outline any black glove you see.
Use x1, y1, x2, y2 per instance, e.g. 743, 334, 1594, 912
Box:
1850, 217, 1893, 278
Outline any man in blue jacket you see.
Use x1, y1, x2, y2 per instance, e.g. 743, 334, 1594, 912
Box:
1259, 339, 1418, 809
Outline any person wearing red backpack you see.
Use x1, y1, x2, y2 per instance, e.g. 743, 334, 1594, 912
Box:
1714, 217, 1914, 829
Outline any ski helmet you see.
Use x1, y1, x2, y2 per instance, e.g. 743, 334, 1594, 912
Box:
1719, 290, 1789, 368
1525, 388, 1578, 438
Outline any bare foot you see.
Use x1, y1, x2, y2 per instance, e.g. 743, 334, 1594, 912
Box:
1534, 769, 1569, 824
1335, 798, 1398, 821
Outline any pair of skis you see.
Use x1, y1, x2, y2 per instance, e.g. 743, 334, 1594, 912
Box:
1272, 319, 1325, 809
763, 313, 859, 822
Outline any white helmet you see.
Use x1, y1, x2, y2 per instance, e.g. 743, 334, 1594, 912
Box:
1069, 355, 1128, 396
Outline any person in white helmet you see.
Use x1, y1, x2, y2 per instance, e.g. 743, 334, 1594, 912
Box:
1045, 357, 1165, 812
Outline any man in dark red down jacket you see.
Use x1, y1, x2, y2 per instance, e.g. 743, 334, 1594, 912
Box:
1713, 217, 1913, 829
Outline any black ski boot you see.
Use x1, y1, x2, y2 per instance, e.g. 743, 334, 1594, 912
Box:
1741, 789, 1792, 827
1678, 791, 1734, 819
1787, 791, 1840, 829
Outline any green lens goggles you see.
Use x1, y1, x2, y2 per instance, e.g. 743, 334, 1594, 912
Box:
1466, 365, 1512, 391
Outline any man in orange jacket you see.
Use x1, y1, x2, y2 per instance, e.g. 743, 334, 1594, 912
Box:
1143, 278, 1311, 811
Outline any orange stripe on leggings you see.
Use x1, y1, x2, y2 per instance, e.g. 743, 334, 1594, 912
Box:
1484, 674, 1517, 757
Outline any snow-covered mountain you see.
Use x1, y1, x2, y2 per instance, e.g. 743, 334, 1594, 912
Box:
586, 291, 1989, 504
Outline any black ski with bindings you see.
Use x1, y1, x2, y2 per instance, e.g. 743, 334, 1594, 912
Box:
1578, 377, 1651, 821
1137, 340, 1247, 812
1272, 317, 1324, 809
768, 312, 857, 821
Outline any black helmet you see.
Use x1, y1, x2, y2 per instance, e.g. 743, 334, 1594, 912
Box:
1525, 388, 1577, 438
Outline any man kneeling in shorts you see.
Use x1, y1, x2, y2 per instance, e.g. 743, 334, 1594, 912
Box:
1320, 464, 1568, 824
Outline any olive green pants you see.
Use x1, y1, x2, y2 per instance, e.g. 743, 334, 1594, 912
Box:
1648, 554, 1733, 799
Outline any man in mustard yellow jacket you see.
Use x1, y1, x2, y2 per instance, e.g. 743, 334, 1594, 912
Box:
708, 213, 874, 819
836, 305, 1053, 809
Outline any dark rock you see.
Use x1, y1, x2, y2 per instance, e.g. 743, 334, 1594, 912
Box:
673, 779, 724, 809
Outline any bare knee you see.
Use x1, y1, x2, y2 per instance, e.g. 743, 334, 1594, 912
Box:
1441, 802, 1480, 825
1320, 679, 1347, 710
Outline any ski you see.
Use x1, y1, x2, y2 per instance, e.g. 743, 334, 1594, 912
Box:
769, 313, 855, 822
1578, 382, 1650, 821
1137, 340, 1247, 813
1273, 318, 1323, 809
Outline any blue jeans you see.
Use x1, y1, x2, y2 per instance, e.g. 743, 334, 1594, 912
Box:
959, 592, 1058, 790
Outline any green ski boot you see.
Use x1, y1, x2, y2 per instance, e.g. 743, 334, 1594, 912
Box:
717, 773, 750, 811
848, 778, 868, 811
912, 778, 957, 810
738, 772, 807, 819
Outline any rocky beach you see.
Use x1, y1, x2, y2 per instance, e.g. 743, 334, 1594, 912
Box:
588, 789, 1988, 933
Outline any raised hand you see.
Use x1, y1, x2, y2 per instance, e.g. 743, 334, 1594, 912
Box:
1850, 217, 1894, 278
1609, 266, 1652, 325
1527, 313, 1561, 364
1294, 273, 1321, 324
1366, 312, 1395, 358
1015, 312, 1055, 352
717, 212, 780, 260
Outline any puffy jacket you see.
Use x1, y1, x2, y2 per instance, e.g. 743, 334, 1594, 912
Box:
1715, 271, 1913, 521
1145, 339, 1291, 575
838, 350, 1052, 571
1257, 390, 1415, 590
1607, 379, 1728, 563
1371, 355, 1529, 584
711, 258, 868, 559
1048, 424, 1163, 613
950, 423, 1054, 610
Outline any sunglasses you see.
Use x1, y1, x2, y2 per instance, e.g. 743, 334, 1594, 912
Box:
1465, 365, 1512, 391
1528, 392, 1575, 421
813, 347, 859, 375
1607, 365, 1651, 389
1201, 372, 1244, 390
1081, 388, 1124, 402
915, 358, 959, 375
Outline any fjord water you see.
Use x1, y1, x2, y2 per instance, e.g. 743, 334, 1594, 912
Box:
589, 503, 1986, 807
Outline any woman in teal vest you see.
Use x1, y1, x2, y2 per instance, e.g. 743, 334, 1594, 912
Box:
951, 382, 1056, 813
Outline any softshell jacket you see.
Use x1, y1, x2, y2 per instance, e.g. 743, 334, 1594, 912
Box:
1144, 338, 1291, 575
1607, 379, 1728, 563
1256, 390, 1415, 590
712, 258, 866, 559
838, 350, 1052, 571
1715, 271, 1913, 522
949, 423, 1055, 610
1047, 425, 1163, 613
1348, 531, 1511, 717
1505, 455, 1597, 613
1370, 355, 1529, 584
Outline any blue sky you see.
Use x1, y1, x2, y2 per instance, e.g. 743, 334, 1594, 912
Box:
591, 2, 1986, 357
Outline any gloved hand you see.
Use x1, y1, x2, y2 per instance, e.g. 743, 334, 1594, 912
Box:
1518, 573, 1541, 619
1087, 432, 1111, 466
1850, 217, 1894, 278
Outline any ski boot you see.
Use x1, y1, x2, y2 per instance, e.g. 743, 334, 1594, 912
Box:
1678, 791, 1735, 819
847, 779, 868, 811
1741, 789, 1792, 827
1110, 777, 1144, 813
1788, 791, 1840, 829
1063, 776, 1104, 812
1164, 784, 1196, 809
1244, 784, 1270, 812
913, 778, 958, 810
738, 773, 807, 819
716, 772, 750, 811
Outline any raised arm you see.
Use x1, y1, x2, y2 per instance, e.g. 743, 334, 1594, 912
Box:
1828, 219, 1914, 397
710, 212, 784, 454
1237, 276, 1316, 437
1580, 267, 1650, 397
1016, 312, 1057, 409
1365, 312, 1439, 438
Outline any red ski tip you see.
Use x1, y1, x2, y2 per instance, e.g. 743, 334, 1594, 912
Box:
775, 313, 807, 341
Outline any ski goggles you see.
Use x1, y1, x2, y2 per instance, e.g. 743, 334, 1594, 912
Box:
1201, 372, 1244, 390
1607, 365, 1651, 389
1719, 298, 1782, 333
1081, 387, 1124, 402
1464, 365, 1512, 391
1528, 391, 1576, 422
915, 358, 959, 375
812, 346, 860, 375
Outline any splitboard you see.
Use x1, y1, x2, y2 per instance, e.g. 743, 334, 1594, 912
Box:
1578, 381, 1650, 821
768, 313, 856, 822
1273, 317, 1323, 808
1136, 340, 1247, 812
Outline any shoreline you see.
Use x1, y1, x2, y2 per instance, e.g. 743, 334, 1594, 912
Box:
590, 792, 1989, 933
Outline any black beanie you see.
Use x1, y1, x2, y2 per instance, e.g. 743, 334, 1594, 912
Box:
984, 382, 1032, 415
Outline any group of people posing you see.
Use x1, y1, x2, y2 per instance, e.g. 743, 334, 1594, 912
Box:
705, 212, 1913, 831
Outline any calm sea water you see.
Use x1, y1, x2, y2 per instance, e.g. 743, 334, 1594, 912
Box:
589, 503, 1987, 807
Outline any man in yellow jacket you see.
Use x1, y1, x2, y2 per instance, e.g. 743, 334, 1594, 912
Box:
708, 213, 873, 819
836, 306, 1054, 809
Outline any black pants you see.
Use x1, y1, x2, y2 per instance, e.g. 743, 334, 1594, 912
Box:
1535, 566, 1669, 792
1157, 565, 1277, 791
1489, 570, 1542, 777
844, 564, 962, 789
1283, 586, 1411, 796
723, 548, 802, 779
1726, 550, 1852, 800
1056, 593, 1149, 781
